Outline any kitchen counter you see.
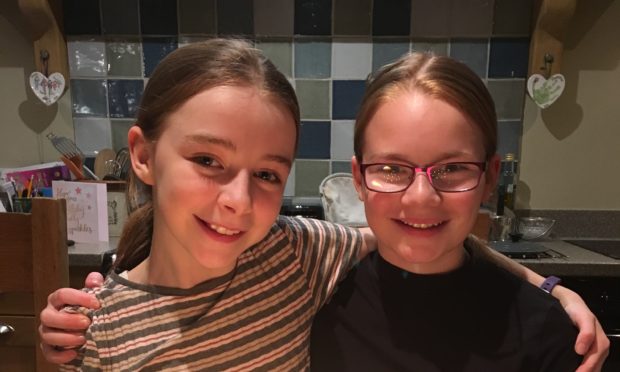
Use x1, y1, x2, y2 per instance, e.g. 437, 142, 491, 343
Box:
66, 237, 620, 277
511, 240, 620, 277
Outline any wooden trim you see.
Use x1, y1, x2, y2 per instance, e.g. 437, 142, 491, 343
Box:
18, 0, 69, 87
528, 0, 577, 77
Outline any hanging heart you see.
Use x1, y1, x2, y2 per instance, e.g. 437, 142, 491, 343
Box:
527, 73, 565, 109
29, 71, 65, 106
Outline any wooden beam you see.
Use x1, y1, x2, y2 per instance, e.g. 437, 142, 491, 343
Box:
529, 0, 577, 77
18, 0, 69, 88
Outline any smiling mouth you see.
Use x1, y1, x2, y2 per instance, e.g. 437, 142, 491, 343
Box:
208, 223, 241, 236
399, 220, 445, 229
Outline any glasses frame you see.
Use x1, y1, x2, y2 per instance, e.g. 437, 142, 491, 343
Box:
360, 161, 487, 193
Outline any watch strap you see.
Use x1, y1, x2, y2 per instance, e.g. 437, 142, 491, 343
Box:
540, 275, 562, 294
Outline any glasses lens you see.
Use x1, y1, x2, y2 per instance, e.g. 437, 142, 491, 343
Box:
364, 164, 413, 192
430, 163, 482, 191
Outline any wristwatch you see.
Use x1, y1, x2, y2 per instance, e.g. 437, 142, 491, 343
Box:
540, 275, 562, 294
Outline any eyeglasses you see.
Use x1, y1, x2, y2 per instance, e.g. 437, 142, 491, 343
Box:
360, 162, 486, 193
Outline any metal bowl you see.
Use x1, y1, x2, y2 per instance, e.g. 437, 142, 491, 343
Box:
517, 217, 556, 240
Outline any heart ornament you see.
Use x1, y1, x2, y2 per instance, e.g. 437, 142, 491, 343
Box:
527, 73, 565, 109
29, 71, 65, 106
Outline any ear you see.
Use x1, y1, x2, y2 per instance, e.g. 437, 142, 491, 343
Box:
482, 154, 501, 202
351, 156, 366, 201
128, 125, 155, 186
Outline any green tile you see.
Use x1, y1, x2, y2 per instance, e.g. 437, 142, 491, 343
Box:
178, 0, 216, 34
487, 80, 526, 120
295, 80, 330, 120
256, 41, 293, 77
106, 41, 143, 77
295, 160, 330, 196
111, 120, 134, 151
334, 0, 372, 36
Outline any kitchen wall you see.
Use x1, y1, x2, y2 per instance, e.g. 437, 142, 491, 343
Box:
518, 0, 620, 211
1, 0, 617, 214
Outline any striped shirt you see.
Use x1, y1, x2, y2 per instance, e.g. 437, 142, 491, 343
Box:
61, 216, 362, 371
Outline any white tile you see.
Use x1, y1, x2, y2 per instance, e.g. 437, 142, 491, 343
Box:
67, 39, 107, 77
331, 120, 355, 160
331, 41, 372, 79
74, 118, 112, 156
284, 162, 295, 197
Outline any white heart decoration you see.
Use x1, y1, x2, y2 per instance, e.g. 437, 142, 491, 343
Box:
527, 73, 565, 109
29, 71, 65, 106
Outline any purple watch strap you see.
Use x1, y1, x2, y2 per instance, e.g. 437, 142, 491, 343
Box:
540, 275, 562, 294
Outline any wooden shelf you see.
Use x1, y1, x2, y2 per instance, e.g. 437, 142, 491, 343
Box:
528, 0, 577, 77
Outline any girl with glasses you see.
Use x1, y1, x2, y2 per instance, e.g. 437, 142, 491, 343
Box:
310, 52, 608, 371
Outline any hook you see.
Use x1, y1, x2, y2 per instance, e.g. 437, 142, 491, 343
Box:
39, 49, 50, 77
541, 53, 554, 78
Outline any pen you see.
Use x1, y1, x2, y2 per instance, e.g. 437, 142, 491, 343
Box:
26, 175, 34, 198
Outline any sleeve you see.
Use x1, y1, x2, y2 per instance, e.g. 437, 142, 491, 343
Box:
535, 301, 583, 371
279, 216, 363, 311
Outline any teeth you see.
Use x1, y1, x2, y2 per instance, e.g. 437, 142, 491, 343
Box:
401, 221, 442, 229
209, 224, 241, 236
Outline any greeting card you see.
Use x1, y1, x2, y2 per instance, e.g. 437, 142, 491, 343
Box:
52, 181, 108, 242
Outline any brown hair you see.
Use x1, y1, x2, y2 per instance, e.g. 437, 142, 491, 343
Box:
354, 52, 497, 162
114, 38, 300, 272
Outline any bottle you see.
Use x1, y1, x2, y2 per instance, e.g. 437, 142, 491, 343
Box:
501, 153, 518, 211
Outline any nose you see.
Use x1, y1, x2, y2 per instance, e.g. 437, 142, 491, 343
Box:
401, 171, 441, 206
218, 171, 253, 215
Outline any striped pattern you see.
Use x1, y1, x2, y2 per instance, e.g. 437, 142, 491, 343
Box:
61, 216, 362, 371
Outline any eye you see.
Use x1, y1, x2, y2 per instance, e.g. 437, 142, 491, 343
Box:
254, 170, 281, 184
192, 155, 222, 169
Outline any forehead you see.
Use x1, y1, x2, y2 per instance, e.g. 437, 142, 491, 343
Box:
363, 91, 485, 162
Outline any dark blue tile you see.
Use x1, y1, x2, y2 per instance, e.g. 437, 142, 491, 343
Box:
298, 121, 331, 159
217, 0, 254, 35
140, 0, 178, 35
489, 38, 530, 78
107, 79, 144, 118
63, 0, 101, 35
332, 80, 366, 120
102, 0, 139, 35
142, 37, 178, 77
70, 79, 108, 117
372, 0, 411, 36
294, 0, 332, 36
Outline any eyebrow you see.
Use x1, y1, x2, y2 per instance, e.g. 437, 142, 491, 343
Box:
368, 151, 474, 164
182, 133, 292, 168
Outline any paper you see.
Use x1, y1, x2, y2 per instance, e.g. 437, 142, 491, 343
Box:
52, 181, 108, 242
527, 73, 565, 109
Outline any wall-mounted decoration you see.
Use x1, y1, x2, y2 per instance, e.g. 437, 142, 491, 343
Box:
527, 73, 565, 109
29, 50, 66, 106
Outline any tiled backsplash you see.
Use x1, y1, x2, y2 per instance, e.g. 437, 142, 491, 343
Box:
62, 0, 533, 197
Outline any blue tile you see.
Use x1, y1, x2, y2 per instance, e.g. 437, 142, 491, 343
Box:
489, 38, 530, 78
497, 120, 523, 158
449, 39, 489, 78
372, 39, 410, 72
140, 0, 178, 35
298, 121, 331, 159
295, 40, 331, 78
63, 0, 101, 35
332, 80, 366, 120
294, 0, 332, 35
70, 79, 108, 117
142, 37, 178, 77
372, 0, 411, 36
102, 0, 139, 35
218, 0, 254, 35
107, 79, 144, 118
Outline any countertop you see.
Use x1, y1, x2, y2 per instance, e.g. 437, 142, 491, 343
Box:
67, 237, 620, 277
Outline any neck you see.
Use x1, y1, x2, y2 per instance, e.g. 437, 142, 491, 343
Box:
378, 245, 468, 275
